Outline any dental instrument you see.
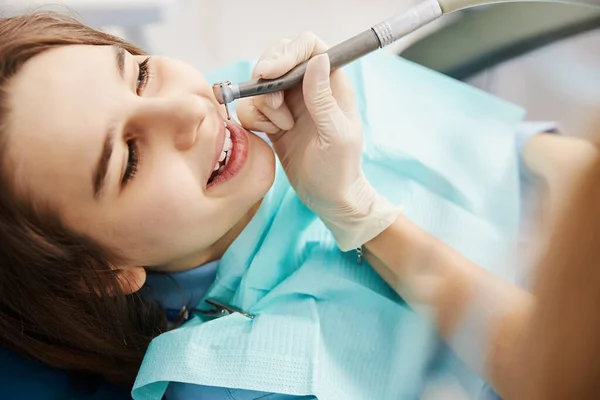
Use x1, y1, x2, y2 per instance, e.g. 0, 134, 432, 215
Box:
212, 0, 598, 119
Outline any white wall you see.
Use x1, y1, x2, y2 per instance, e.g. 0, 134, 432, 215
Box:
469, 29, 600, 139
142, 0, 422, 71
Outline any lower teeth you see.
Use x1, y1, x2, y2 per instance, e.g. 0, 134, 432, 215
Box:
208, 149, 232, 185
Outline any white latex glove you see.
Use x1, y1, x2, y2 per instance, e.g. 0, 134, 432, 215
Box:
237, 32, 402, 251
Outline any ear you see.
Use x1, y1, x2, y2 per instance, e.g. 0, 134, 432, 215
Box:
115, 266, 147, 295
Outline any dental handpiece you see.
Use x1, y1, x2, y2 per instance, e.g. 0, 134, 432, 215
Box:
212, 0, 443, 118
213, 0, 599, 119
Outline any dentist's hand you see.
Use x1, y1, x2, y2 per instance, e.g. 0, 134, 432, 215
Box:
237, 32, 402, 251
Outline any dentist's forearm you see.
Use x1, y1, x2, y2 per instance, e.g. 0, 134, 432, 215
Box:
363, 215, 533, 398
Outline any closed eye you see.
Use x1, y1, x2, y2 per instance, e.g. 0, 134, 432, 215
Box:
121, 58, 151, 186
122, 139, 139, 185
136, 58, 151, 95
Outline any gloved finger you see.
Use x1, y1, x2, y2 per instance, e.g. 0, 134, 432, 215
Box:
264, 90, 285, 110
329, 69, 356, 116
246, 89, 285, 123
251, 33, 327, 118
236, 98, 281, 134
303, 54, 350, 143
251, 39, 290, 111
253, 92, 295, 132
252, 38, 290, 78
253, 31, 329, 80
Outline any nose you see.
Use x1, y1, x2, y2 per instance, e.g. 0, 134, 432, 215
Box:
130, 95, 209, 151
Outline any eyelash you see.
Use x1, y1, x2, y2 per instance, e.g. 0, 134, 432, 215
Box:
122, 139, 139, 185
123, 58, 151, 185
136, 57, 151, 95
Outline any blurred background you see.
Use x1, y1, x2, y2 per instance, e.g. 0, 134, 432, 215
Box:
1, 0, 599, 139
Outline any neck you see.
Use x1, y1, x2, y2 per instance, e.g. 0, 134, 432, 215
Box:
206, 201, 261, 263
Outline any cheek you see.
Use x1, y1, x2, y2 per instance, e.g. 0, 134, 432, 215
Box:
103, 171, 226, 260
124, 170, 217, 233
247, 135, 276, 195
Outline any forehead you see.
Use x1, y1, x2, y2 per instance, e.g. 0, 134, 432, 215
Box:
5, 45, 121, 204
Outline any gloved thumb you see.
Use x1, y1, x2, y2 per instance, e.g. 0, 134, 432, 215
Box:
303, 54, 346, 138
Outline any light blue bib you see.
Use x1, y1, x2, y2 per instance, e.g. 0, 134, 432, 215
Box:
132, 51, 525, 400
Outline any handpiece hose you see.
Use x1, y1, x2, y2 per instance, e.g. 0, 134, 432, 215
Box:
213, 0, 600, 117
212, 0, 443, 115
235, 29, 381, 100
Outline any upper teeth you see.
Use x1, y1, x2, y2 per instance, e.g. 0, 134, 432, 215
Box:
213, 126, 233, 171
223, 136, 232, 152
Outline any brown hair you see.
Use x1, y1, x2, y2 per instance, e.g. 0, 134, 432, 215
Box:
0, 12, 166, 387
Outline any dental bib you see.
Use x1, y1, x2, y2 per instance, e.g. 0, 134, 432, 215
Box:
132, 51, 524, 400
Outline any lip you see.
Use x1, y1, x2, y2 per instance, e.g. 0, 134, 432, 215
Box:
206, 119, 249, 189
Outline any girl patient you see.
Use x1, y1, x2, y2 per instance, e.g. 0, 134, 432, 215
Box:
0, 10, 275, 393
0, 11, 596, 400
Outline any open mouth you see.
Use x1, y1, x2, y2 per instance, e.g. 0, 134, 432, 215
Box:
206, 120, 248, 188
207, 123, 232, 185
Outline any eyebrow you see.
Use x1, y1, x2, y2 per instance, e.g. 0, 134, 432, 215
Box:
91, 47, 127, 199
113, 45, 126, 80
92, 123, 116, 199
